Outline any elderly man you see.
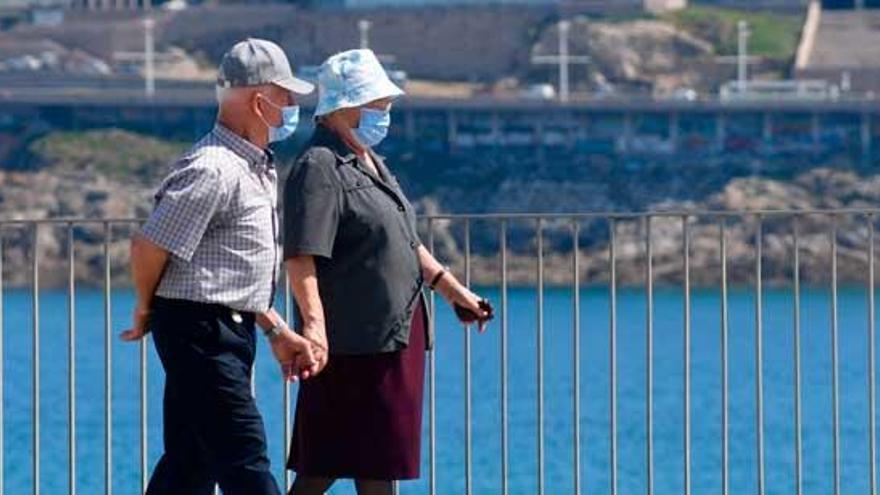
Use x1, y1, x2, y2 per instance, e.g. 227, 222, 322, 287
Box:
120, 38, 316, 495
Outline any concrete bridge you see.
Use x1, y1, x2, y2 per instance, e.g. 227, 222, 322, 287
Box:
3, 79, 880, 159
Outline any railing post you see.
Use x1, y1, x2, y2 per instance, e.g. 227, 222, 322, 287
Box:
720, 218, 729, 495
572, 220, 581, 495
682, 215, 691, 495
831, 216, 841, 495
0, 231, 4, 495
427, 219, 437, 495
868, 214, 877, 495
67, 224, 77, 495
536, 218, 545, 495
501, 220, 509, 495
755, 215, 765, 495
645, 216, 654, 495
609, 218, 618, 495
103, 222, 112, 495
140, 327, 148, 493
464, 218, 473, 495
139, 225, 148, 494
794, 216, 803, 495
32, 224, 40, 495
283, 270, 293, 491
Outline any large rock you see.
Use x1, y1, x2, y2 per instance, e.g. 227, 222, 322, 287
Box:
532, 18, 715, 93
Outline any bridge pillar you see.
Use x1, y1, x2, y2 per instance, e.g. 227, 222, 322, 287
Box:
715, 113, 726, 152
668, 112, 679, 151
534, 119, 545, 161
446, 110, 457, 151
621, 112, 632, 153
490, 111, 501, 147
762, 113, 773, 149
534, 119, 544, 146
811, 113, 821, 152
404, 109, 415, 142
862, 112, 872, 160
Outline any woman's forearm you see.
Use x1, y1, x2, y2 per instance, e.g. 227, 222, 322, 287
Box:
286, 255, 326, 326
417, 245, 445, 283
417, 245, 464, 299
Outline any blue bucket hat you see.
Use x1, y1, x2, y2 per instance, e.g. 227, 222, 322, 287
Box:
314, 49, 405, 117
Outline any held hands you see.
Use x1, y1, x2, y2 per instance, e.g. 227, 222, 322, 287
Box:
271, 327, 321, 382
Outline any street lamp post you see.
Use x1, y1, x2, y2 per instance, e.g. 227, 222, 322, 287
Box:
737, 20, 750, 93
531, 19, 591, 103
144, 15, 155, 99
359, 19, 372, 50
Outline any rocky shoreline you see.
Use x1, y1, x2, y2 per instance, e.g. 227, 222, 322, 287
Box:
2, 130, 879, 289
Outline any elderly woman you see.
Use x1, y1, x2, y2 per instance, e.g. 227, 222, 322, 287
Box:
282, 49, 492, 495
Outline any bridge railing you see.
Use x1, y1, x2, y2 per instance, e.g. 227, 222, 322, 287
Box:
0, 210, 879, 494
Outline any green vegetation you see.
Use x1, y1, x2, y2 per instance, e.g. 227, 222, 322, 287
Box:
29, 129, 187, 184
661, 6, 803, 61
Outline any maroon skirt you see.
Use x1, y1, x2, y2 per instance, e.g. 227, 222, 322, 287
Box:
288, 301, 427, 480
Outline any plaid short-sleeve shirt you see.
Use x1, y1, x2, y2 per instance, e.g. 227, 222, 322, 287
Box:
141, 124, 279, 313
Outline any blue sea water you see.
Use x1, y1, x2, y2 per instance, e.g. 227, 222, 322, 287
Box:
0, 286, 877, 494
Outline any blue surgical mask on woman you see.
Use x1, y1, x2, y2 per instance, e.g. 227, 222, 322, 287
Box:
353, 107, 391, 147
259, 96, 300, 143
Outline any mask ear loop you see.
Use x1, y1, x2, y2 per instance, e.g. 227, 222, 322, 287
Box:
255, 93, 281, 134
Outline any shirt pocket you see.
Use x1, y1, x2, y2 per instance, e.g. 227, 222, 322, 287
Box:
340, 175, 376, 192
230, 198, 276, 251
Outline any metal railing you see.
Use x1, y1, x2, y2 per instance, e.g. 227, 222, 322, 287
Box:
0, 209, 878, 494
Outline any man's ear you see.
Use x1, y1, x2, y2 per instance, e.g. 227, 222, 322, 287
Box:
251, 92, 265, 121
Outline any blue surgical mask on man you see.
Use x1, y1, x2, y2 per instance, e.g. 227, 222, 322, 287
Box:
259, 95, 300, 143
353, 107, 391, 148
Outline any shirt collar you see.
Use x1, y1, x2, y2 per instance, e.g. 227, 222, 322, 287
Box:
212, 123, 274, 174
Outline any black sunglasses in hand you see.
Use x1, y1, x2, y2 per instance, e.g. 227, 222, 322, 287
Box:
453, 299, 495, 325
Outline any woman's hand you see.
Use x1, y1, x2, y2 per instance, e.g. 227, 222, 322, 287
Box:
301, 320, 330, 374
437, 276, 493, 333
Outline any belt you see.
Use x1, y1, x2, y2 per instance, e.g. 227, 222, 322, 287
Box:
152, 296, 256, 324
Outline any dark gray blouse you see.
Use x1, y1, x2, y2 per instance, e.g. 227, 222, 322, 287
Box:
283, 125, 431, 355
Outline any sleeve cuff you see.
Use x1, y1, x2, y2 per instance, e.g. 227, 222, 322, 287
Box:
283, 242, 333, 261
140, 224, 197, 262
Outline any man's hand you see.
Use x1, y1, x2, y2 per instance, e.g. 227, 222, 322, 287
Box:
271, 328, 321, 381
301, 320, 329, 375
120, 305, 151, 341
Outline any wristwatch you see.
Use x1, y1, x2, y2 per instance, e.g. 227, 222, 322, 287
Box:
263, 320, 287, 342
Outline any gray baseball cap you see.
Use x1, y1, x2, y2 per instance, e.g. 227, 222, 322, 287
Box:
217, 38, 314, 94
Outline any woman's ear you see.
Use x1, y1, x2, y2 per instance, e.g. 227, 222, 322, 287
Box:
345, 107, 361, 129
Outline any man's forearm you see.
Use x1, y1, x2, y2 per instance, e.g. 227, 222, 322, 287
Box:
131, 233, 169, 310
285, 256, 326, 327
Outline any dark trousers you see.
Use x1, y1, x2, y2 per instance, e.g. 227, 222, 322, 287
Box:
145, 296, 281, 495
